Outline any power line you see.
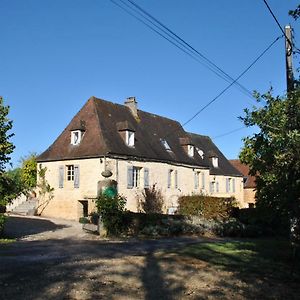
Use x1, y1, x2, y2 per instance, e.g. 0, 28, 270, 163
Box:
212, 126, 247, 140
181, 35, 282, 128
111, 0, 254, 100
262, 0, 300, 53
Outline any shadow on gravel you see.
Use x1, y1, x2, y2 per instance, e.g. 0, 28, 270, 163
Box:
3, 216, 69, 239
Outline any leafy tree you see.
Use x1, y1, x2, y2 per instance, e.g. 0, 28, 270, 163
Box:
20, 153, 37, 190
0, 97, 15, 172
239, 89, 300, 232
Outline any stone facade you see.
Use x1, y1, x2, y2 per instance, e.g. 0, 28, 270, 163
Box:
37, 157, 245, 220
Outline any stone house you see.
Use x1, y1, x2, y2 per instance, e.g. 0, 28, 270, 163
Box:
37, 96, 245, 220
229, 159, 256, 208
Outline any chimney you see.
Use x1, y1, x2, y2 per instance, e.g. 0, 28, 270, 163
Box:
124, 97, 138, 118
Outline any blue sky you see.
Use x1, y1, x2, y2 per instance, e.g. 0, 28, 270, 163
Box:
1, 0, 299, 168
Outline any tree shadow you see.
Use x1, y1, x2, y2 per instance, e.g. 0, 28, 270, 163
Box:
3, 216, 69, 239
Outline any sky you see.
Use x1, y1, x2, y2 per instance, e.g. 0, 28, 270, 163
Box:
1, 0, 299, 168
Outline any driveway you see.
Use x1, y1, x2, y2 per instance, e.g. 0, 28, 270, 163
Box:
0, 215, 217, 300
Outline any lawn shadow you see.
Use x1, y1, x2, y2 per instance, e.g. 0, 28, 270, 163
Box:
3, 216, 69, 239
175, 239, 300, 299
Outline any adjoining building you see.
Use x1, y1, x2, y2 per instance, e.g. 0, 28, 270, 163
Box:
37, 96, 245, 220
229, 159, 256, 208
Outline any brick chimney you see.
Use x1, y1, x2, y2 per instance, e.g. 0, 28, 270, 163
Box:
124, 97, 138, 118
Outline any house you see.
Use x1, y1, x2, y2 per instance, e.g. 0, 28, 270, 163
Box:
37, 96, 245, 220
229, 159, 256, 208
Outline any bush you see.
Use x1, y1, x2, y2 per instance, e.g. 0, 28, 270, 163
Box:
0, 214, 7, 237
96, 194, 127, 236
79, 217, 89, 224
178, 195, 236, 220
139, 184, 164, 214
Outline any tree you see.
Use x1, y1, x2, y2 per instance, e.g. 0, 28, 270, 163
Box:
20, 153, 37, 190
0, 97, 15, 172
239, 89, 300, 232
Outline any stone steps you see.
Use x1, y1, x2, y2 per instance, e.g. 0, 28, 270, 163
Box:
11, 199, 38, 216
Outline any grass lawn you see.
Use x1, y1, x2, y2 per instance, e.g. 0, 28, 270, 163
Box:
165, 238, 300, 299
0, 238, 15, 244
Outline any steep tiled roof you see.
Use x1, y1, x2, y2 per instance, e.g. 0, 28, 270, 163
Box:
189, 133, 242, 177
38, 96, 241, 176
229, 159, 256, 188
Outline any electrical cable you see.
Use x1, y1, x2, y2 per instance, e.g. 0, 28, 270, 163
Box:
111, 0, 254, 99
262, 0, 300, 53
212, 126, 247, 140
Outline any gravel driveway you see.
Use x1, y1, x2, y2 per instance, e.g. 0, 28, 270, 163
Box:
0, 215, 216, 300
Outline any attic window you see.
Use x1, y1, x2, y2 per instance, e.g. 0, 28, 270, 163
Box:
161, 139, 171, 151
126, 130, 135, 147
212, 157, 219, 168
187, 145, 194, 157
196, 147, 204, 159
71, 130, 82, 145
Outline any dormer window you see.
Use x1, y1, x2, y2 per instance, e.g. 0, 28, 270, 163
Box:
196, 147, 204, 159
126, 130, 135, 147
161, 139, 171, 151
212, 157, 219, 168
71, 130, 82, 145
187, 145, 194, 157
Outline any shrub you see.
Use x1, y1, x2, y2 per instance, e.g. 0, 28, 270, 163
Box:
79, 217, 89, 224
96, 194, 127, 236
139, 184, 164, 214
0, 214, 6, 237
178, 195, 236, 220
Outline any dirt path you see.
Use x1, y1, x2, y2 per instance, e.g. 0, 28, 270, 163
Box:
0, 215, 218, 300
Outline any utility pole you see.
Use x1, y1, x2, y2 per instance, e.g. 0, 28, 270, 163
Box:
285, 25, 294, 93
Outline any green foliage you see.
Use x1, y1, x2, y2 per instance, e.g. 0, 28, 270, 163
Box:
0, 97, 15, 173
37, 164, 54, 207
0, 168, 24, 207
96, 194, 127, 236
0, 213, 6, 237
239, 89, 300, 233
21, 153, 37, 190
139, 184, 164, 214
289, 5, 300, 20
178, 194, 236, 220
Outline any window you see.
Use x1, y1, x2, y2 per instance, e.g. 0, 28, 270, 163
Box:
212, 157, 219, 168
194, 172, 200, 189
196, 147, 204, 159
127, 166, 144, 188
226, 178, 235, 193
187, 145, 194, 157
71, 130, 82, 145
168, 169, 178, 189
160, 139, 171, 151
209, 181, 215, 193
126, 130, 135, 147
66, 165, 74, 181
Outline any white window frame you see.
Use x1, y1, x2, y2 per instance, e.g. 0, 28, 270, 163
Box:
212, 157, 219, 168
66, 165, 74, 181
71, 130, 82, 145
126, 130, 135, 147
196, 147, 204, 159
132, 166, 141, 188
187, 145, 194, 157
161, 139, 171, 151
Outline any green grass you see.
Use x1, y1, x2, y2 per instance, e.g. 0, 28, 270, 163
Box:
176, 239, 300, 279
0, 238, 15, 244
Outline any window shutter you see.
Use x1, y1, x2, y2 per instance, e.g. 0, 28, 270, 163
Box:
226, 178, 229, 193
144, 168, 149, 188
167, 170, 171, 188
59, 166, 64, 188
209, 182, 213, 193
74, 165, 80, 188
175, 170, 178, 189
232, 178, 236, 193
201, 173, 205, 189
194, 172, 198, 189
216, 181, 219, 192
127, 166, 133, 189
